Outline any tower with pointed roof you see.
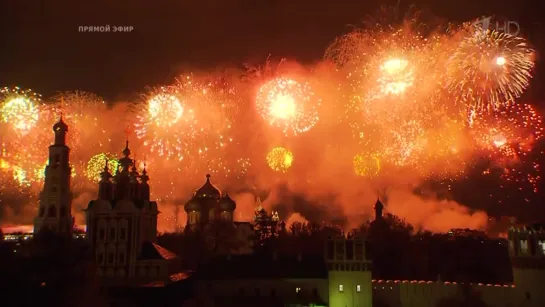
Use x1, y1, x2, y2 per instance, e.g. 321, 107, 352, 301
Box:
34, 116, 74, 235
184, 174, 237, 231
85, 138, 178, 283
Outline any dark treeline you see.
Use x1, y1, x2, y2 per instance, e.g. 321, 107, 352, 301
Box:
0, 215, 512, 306
158, 212, 513, 284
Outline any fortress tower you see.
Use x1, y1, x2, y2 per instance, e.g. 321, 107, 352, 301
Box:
508, 223, 545, 306
326, 232, 373, 307
33, 117, 74, 235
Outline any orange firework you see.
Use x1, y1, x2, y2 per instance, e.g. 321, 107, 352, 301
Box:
133, 74, 242, 197
256, 77, 320, 136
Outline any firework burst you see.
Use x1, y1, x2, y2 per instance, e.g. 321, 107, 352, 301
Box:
86, 153, 119, 182
134, 74, 241, 188
266, 147, 294, 173
256, 77, 320, 136
0, 87, 41, 135
353, 153, 381, 177
446, 25, 535, 111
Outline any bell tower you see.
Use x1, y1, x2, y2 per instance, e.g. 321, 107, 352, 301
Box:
33, 116, 74, 235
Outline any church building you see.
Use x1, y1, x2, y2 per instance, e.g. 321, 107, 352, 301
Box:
85, 139, 179, 284
184, 174, 237, 230
33, 117, 74, 235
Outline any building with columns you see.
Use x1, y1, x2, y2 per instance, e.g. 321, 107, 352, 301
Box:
33, 117, 74, 235
85, 139, 179, 284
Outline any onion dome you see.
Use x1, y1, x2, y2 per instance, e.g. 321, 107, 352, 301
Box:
140, 167, 149, 184
194, 174, 221, 199
184, 197, 201, 212
219, 193, 236, 211
53, 116, 68, 132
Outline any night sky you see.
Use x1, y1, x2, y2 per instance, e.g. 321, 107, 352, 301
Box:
0, 0, 544, 221
0, 0, 542, 101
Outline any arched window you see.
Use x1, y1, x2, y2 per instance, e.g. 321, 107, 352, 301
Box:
119, 219, 128, 241
98, 219, 107, 241
48, 206, 56, 217
97, 246, 105, 264
109, 220, 117, 241
59, 207, 67, 217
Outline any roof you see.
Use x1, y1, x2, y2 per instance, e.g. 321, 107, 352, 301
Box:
138, 242, 178, 260
195, 174, 221, 199
196, 253, 328, 279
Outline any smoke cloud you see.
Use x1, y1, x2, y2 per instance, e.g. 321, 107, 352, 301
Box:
0, 60, 499, 234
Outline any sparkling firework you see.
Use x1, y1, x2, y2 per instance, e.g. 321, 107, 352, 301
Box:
471, 103, 543, 163
446, 26, 535, 111
86, 153, 119, 182
134, 74, 242, 192
266, 147, 294, 173
135, 87, 191, 160
0, 87, 41, 135
353, 153, 381, 177
256, 77, 320, 136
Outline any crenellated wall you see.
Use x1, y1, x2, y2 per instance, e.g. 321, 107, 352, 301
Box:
372, 279, 516, 307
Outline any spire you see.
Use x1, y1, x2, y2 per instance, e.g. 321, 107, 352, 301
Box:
140, 162, 149, 184
374, 198, 384, 220
122, 126, 132, 157
99, 158, 112, 182
130, 158, 139, 182
123, 140, 131, 157
118, 133, 133, 173
255, 197, 263, 211
53, 113, 68, 145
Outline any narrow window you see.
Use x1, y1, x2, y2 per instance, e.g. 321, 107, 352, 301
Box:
108, 253, 114, 264
47, 206, 56, 217
357, 285, 361, 292
520, 240, 529, 254
118, 253, 125, 264
339, 285, 344, 292
120, 228, 126, 240
296, 287, 301, 294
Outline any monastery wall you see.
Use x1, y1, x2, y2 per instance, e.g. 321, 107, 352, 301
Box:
372, 280, 516, 307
